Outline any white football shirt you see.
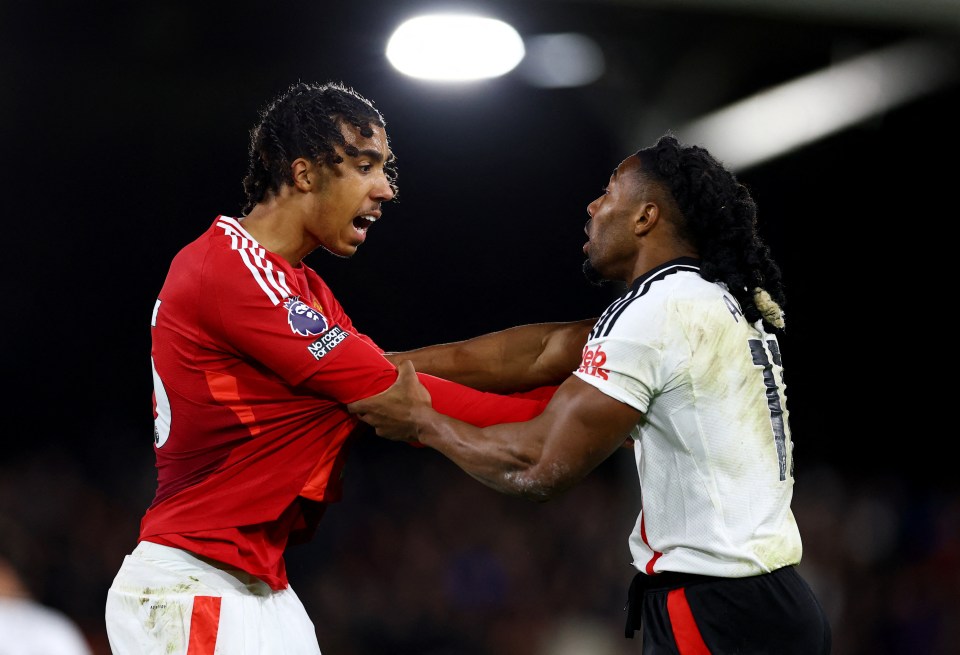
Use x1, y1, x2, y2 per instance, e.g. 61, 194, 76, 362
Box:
574, 258, 802, 578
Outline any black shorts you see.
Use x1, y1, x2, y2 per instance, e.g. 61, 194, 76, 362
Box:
624, 566, 831, 654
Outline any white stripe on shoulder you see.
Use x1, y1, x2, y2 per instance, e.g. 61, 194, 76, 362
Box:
215, 216, 292, 306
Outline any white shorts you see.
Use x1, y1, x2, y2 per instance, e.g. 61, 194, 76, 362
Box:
105, 541, 322, 655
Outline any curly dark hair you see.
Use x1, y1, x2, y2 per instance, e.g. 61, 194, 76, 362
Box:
635, 134, 786, 331
241, 81, 398, 214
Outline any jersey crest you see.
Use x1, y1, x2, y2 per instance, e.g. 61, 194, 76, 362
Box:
284, 297, 328, 336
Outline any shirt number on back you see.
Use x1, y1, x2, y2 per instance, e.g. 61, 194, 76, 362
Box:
748, 338, 790, 481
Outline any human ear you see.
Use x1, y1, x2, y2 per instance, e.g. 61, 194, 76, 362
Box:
291, 158, 313, 192
635, 202, 660, 235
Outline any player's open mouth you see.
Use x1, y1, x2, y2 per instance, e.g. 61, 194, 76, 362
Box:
353, 215, 377, 235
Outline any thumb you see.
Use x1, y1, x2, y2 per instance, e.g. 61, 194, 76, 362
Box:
397, 359, 432, 405
396, 359, 417, 381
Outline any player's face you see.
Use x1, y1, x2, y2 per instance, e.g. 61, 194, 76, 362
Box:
583, 156, 643, 283
310, 123, 395, 257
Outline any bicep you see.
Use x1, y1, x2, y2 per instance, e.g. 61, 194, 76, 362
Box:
534, 318, 595, 383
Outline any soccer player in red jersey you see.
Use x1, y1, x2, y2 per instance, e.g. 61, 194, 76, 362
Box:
104, 81, 591, 655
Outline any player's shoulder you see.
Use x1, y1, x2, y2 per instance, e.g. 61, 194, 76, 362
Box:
663, 273, 739, 323
202, 215, 255, 260
164, 216, 281, 295
667, 272, 729, 307
594, 260, 732, 336
622, 258, 715, 310
186, 215, 285, 275
168, 215, 233, 263
666, 277, 755, 344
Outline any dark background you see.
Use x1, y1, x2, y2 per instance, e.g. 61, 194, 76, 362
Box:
3, 1, 958, 653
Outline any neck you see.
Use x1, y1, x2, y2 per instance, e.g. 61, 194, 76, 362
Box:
241, 200, 316, 266
629, 245, 698, 284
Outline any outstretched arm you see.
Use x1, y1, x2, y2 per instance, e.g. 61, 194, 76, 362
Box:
348, 361, 640, 501
300, 329, 555, 428
385, 319, 595, 393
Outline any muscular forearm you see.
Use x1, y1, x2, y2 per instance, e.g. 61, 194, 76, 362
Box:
347, 364, 638, 503
387, 319, 594, 393
412, 406, 563, 501
412, 376, 623, 502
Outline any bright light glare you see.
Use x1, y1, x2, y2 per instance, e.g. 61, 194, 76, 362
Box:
676, 39, 959, 171
386, 14, 525, 81
520, 33, 605, 88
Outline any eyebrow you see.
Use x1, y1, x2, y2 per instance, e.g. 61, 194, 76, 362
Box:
353, 148, 386, 162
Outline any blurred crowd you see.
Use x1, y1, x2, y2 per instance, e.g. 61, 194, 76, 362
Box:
1, 430, 958, 654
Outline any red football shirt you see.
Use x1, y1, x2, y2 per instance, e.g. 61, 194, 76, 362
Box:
140, 216, 553, 589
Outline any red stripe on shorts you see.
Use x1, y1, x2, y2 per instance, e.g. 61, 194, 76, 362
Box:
666, 588, 710, 655
187, 596, 222, 655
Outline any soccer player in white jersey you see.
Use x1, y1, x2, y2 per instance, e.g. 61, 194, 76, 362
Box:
348, 134, 832, 653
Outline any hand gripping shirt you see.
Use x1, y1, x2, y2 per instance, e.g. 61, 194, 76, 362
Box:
141, 216, 553, 589
573, 257, 802, 578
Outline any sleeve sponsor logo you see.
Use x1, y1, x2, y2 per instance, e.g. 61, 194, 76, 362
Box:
308, 326, 349, 360
285, 297, 329, 336
578, 344, 609, 380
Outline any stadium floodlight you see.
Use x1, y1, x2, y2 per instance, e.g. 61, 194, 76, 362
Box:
386, 14, 525, 82
675, 38, 959, 171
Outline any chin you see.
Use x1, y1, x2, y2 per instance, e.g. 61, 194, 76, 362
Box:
321, 244, 358, 259
582, 259, 611, 287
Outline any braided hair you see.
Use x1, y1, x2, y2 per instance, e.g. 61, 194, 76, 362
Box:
241, 81, 397, 214
635, 134, 786, 331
